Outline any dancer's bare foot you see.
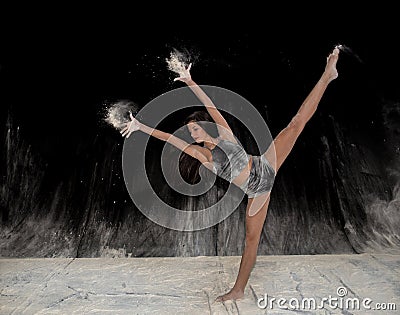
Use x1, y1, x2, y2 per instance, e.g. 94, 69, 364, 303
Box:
321, 47, 340, 84
214, 289, 244, 302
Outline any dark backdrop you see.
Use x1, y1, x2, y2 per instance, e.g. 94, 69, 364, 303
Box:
1, 20, 399, 257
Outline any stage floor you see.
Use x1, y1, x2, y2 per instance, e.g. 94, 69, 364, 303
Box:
1, 254, 399, 314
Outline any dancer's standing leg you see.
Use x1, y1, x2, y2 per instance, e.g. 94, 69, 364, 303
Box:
215, 47, 340, 302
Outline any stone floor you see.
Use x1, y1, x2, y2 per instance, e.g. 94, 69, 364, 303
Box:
1, 254, 399, 314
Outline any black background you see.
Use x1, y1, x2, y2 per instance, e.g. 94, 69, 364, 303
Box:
1, 15, 399, 186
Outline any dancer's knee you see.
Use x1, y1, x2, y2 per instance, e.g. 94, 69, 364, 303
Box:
287, 114, 305, 133
245, 230, 261, 245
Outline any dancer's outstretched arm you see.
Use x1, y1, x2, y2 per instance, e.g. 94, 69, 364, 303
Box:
174, 64, 237, 143
121, 113, 210, 165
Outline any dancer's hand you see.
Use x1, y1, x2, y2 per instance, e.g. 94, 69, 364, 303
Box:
121, 112, 140, 138
173, 63, 192, 83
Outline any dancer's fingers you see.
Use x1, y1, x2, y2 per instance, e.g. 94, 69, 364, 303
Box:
121, 120, 134, 137
187, 63, 192, 71
121, 129, 129, 137
129, 112, 134, 120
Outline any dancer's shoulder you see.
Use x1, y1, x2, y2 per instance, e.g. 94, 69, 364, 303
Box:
218, 133, 239, 146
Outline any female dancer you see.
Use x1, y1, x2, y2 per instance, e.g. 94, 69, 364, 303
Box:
121, 47, 340, 302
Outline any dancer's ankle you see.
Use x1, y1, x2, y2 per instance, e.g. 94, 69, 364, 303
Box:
318, 77, 330, 86
231, 286, 245, 294
319, 71, 337, 85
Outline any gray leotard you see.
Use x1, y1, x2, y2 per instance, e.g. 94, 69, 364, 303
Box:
211, 139, 275, 198
211, 139, 250, 183
240, 155, 275, 198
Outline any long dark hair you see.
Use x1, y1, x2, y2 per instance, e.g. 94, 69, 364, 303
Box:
179, 111, 219, 184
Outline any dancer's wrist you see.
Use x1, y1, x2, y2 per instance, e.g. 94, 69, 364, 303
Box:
137, 121, 144, 131
185, 78, 195, 85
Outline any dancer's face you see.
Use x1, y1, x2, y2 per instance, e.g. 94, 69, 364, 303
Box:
187, 121, 209, 143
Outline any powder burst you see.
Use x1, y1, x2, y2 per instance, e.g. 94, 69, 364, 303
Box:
104, 100, 139, 131
166, 48, 191, 76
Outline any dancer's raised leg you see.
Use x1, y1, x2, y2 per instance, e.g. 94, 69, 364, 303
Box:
264, 47, 340, 172
215, 47, 340, 303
